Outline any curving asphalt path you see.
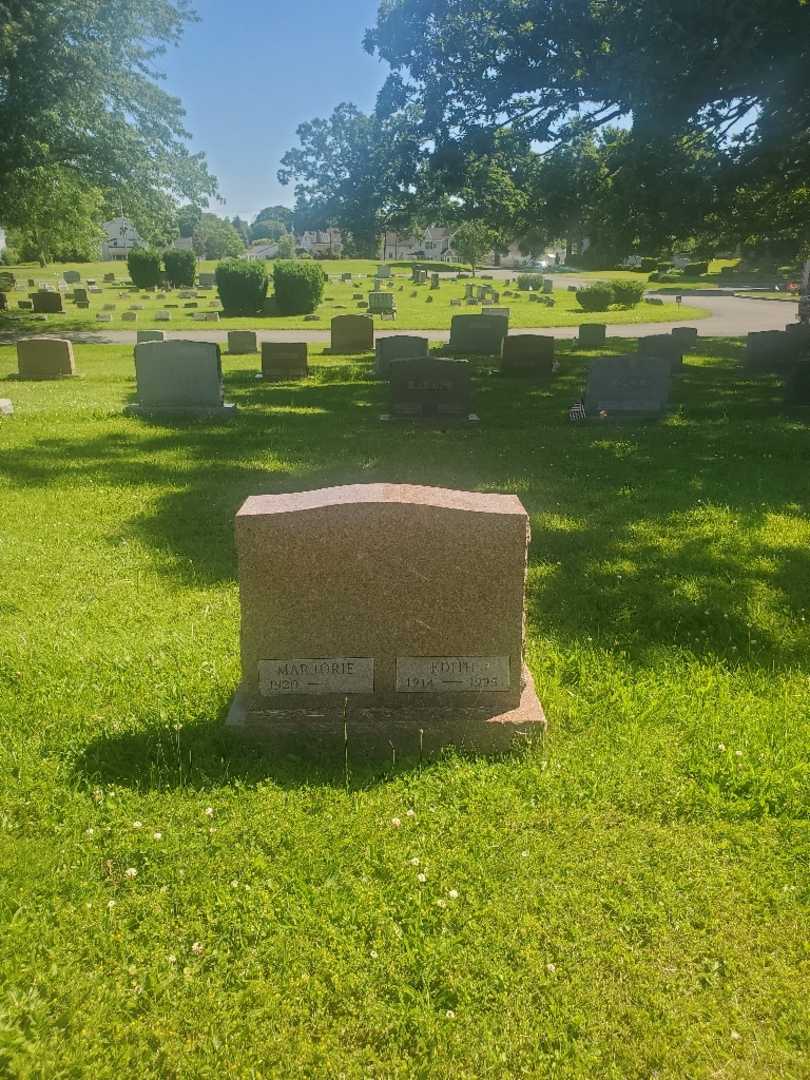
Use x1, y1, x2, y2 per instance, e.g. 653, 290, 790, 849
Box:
0, 290, 799, 347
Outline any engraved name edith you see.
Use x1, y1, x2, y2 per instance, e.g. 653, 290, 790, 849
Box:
396, 656, 511, 692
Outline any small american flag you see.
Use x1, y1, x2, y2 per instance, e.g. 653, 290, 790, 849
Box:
569, 399, 587, 422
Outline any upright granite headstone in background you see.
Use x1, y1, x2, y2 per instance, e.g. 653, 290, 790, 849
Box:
136, 330, 165, 344
63, 270, 81, 284
126, 340, 235, 417
198, 272, 216, 288
261, 342, 308, 381
331, 314, 374, 352
368, 291, 396, 316
227, 483, 544, 754
448, 313, 509, 356
387, 356, 475, 422
638, 334, 684, 372
784, 362, 810, 408
501, 335, 555, 376
745, 330, 794, 372
31, 291, 64, 314
585, 354, 671, 417
228, 330, 258, 354
16, 337, 76, 379
579, 323, 607, 348
374, 335, 429, 377
671, 327, 699, 350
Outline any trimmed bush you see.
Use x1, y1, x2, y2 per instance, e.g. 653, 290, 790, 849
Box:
215, 258, 268, 315
0, 270, 16, 291
575, 282, 615, 312
516, 273, 545, 291
638, 258, 658, 273
272, 260, 326, 315
127, 248, 162, 290
611, 280, 646, 307
164, 249, 196, 287
684, 261, 709, 276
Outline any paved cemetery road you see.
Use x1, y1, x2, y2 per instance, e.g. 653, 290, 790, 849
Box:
0, 292, 798, 346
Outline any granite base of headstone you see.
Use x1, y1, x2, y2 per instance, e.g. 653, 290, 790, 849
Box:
374, 335, 429, 377
261, 342, 308, 381
16, 337, 75, 379
125, 340, 236, 418
584, 354, 671, 418
384, 356, 477, 423
226, 483, 545, 756
501, 335, 554, 376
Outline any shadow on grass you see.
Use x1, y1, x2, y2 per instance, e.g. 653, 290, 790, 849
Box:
4, 339, 810, 669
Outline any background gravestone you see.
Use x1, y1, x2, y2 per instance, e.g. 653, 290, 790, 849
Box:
63, 270, 81, 284
746, 330, 794, 372
784, 361, 810, 408
638, 334, 684, 372
374, 335, 429, 377
136, 330, 164, 344
501, 335, 555, 376
585, 354, 671, 417
228, 330, 258, 354
126, 340, 235, 417
16, 337, 76, 379
31, 291, 64, 314
261, 342, 308, 380
579, 323, 607, 347
331, 315, 373, 353
671, 327, 699, 350
368, 291, 396, 316
448, 314, 508, 356
387, 356, 475, 421
227, 483, 544, 754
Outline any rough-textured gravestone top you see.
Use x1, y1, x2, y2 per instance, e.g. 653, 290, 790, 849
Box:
638, 334, 684, 372
374, 334, 429, 378
228, 330, 257, 355
331, 314, 374, 353
501, 335, 554, 376
579, 323, 607, 348
126, 339, 235, 418
448, 313, 508, 355
585, 353, 671, 418
261, 341, 308, 380
227, 483, 544, 755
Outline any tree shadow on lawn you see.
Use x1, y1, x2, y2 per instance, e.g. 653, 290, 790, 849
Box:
5, 341, 810, 668
73, 703, 489, 792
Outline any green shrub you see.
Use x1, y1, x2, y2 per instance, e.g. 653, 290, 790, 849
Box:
516, 273, 545, 291
684, 261, 709, 276
215, 258, 268, 315
127, 248, 162, 289
164, 249, 196, 287
0, 248, 19, 267
657, 263, 671, 273
272, 260, 326, 314
575, 282, 615, 311
639, 258, 658, 273
611, 280, 646, 307
0, 270, 16, 291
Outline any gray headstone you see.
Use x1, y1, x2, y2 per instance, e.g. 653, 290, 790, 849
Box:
31, 291, 64, 314
501, 335, 554, 376
368, 291, 396, 315
127, 340, 235, 417
136, 330, 165, 344
261, 342, 308, 381
638, 335, 684, 373
198, 272, 216, 288
228, 330, 258, 354
448, 314, 508, 356
585, 354, 671, 417
331, 314, 373, 353
671, 327, 699, 350
746, 330, 796, 373
784, 361, 810, 407
389, 356, 474, 420
579, 324, 607, 348
374, 335, 429, 378
63, 270, 81, 284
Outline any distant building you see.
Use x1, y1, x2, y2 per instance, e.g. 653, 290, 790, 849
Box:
101, 217, 143, 260
297, 229, 342, 257
245, 242, 279, 260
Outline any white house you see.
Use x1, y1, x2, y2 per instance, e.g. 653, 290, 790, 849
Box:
297, 229, 343, 257
101, 217, 143, 261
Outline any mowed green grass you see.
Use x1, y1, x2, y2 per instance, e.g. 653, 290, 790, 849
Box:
0, 258, 706, 333
0, 339, 808, 1077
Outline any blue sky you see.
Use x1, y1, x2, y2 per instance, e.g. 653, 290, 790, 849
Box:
160, 0, 387, 222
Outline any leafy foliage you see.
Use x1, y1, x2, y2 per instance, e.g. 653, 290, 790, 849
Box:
610, 280, 647, 308
272, 260, 326, 315
451, 222, 500, 272
214, 259, 268, 315
163, 249, 196, 288
576, 283, 617, 312
126, 248, 162, 290
516, 273, 545, 291
193, 215, 245, 260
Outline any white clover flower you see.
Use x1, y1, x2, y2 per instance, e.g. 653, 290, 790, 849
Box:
546, 962, 556, 973
128, 965, 137, 976
153, 831, 162, 841
167, 954, 177, 965
718, 743, 726, 752
409, 857, 420, 866
445, 1010, 456, 1019
521, 850, 529, 858
204, 806, 214, 817
191, 941, 204, 956
231, 879, 239, 888
85, 827, 95, 837
107, 900, 116, 910
406, 809, 416, 818
125, 867, 138, 879
436, 898, 447, 909
390, 817, 401, 828
734, 750, 743, 758
417, 872, 427, 883
132, 821, 143, 829
370, 949, 378, 959
448, 889, 459, 900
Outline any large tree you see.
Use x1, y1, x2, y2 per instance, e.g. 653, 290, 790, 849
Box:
0, 0, 217, 222
366, 0, 810, 302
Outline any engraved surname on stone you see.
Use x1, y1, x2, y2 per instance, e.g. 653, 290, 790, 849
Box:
396, 656, 511, 692
258, 657, 374, 695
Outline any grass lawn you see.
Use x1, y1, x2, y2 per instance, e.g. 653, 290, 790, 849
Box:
734, 291, 799, 302
1, 258, 706, 334
1, 338, 808, 1076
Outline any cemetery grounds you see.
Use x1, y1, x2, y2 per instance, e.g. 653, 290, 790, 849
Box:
0, 331, 808, 1076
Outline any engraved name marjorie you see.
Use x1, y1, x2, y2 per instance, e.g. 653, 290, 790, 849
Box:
271, 660, 356, 676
